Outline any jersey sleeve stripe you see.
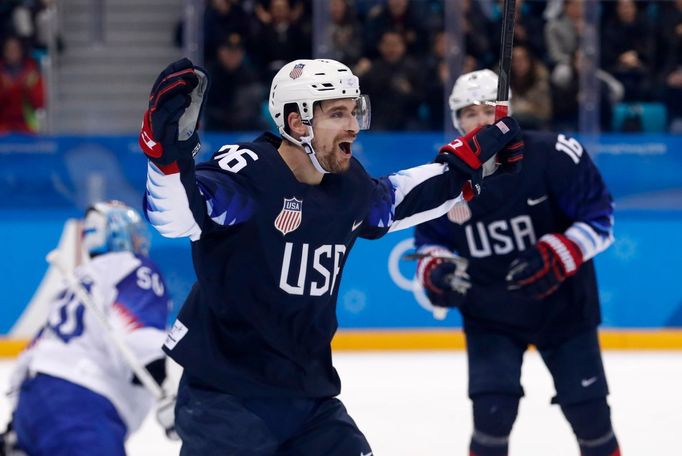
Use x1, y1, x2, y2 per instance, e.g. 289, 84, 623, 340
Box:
388, 196, 461, 232
388, 163, 447, 208
566, 221, 614, 261
145, 162, 202, 241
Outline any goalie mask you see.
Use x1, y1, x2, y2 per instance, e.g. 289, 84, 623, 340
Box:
269, 59, 371, 174
449, 69, 511, 134
82, 201, 151, 257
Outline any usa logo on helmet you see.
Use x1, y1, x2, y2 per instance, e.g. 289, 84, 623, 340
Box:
275, 197, 303, 235
289, 63, 305, 79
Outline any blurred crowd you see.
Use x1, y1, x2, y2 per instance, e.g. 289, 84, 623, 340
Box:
1, 0, 681, 134
0, 0, 53, 133
194, 0, 682, 133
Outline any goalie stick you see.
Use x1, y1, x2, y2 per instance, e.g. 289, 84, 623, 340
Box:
46, 250, 165, 400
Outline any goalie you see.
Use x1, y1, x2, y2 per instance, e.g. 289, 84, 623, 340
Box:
2, 201, 176, 456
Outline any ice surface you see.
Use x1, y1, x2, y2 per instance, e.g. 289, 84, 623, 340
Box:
1, 350, 680, 455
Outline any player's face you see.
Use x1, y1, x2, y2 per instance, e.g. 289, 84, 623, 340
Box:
311, 98, 359, 173
458, 104, 496, 134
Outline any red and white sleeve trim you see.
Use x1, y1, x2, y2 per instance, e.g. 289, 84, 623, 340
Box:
416, 246, 455, 293
539, 233, 583, 276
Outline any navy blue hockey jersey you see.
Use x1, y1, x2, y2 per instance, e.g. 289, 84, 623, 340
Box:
145, 133, 465, 397
415, 131, 614, 346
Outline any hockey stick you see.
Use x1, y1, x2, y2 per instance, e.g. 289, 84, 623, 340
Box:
478, 0, 518, 179
495, 0, 517, 122
46, 250, 165, 400
404, 252, 471, 321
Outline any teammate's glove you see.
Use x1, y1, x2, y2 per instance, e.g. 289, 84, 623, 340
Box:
506, 233, 583, 300
417, 248, 471, 308
436, 116, 522, 200
155, 394, 179, 441
140, 58, 209, 175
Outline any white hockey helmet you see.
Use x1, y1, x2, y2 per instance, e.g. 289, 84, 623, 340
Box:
269, 59, 371, 173
82, 201, 150, 257
449, 69, 510, 133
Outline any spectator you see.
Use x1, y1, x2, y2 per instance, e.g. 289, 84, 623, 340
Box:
364, 0, 427, 59
252, 0, 311, 82
357, 30, 424, 130
510, 44, 552, 129
658, 0, 682, 131
601, 0, 655, 101
551, 49, 624, 132
204, 34, 268, 132
545, 0, 583, 83
325, 0, 365, 66
423, 31, 449, 130
203, 0, 252, 65
492, 0, 547, 65
462, 0, 496, 69
0, 35, 44, 133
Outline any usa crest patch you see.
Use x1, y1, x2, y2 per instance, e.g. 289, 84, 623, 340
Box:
289, 63, 305, 79
274, 197, 303, 235
447, 201, 471, 225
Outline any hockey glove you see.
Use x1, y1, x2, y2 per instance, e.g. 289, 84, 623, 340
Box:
156, 394, 179, 441
495, 128, 524, 175
140, 58, 209, 175
436, 117, 523, 201
417, 248, 471, 308
506, 233, 583, 300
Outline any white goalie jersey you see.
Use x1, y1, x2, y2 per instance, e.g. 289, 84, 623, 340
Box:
10, 251, 171, 434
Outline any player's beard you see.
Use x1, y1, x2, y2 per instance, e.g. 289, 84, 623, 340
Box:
314, 139, 352, 174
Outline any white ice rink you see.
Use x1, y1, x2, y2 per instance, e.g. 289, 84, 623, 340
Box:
1, 350, 681, 455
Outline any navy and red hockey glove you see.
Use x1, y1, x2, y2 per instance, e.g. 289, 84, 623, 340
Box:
140, 58, 209, 174
417, 249, 470, 308
506, 233, 583, 300
436, 117, 523, 201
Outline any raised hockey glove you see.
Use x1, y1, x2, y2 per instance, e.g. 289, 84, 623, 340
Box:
417, 248, 471, 308
495, 128, 524, 174
436, 117, 521, 200
156, 394, 179, 441
506, 233, 583, 300
140, 58, 209, 175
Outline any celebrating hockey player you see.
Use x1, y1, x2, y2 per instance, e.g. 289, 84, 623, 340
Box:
139, 57, 523, 454
5, 201, 175, 456
415, 70, 620, 456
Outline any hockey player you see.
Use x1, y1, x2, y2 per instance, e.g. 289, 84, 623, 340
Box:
5, 201, 175, 456
139, 57, 524, 454
415, 70, 620, 456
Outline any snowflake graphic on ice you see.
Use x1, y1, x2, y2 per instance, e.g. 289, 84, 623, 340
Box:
613, 236, 637, 261
343, 289, 367, 314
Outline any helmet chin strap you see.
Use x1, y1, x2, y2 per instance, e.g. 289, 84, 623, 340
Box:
279, 126, 330, 175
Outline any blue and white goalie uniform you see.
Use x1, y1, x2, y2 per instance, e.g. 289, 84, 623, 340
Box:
145, 132, 463, 398
11, 252, 170, 434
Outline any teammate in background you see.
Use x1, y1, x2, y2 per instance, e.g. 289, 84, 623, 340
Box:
415, 70, 620, 456
4, 201, 175, 456
139, 57, 523, 454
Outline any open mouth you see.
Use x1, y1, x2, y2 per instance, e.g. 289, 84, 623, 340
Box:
339, 141, 352, 155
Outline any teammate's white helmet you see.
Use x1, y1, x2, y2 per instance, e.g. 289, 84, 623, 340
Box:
449, 69, 510, 133
268, 59, 371, 173
82, 201, 150, 257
